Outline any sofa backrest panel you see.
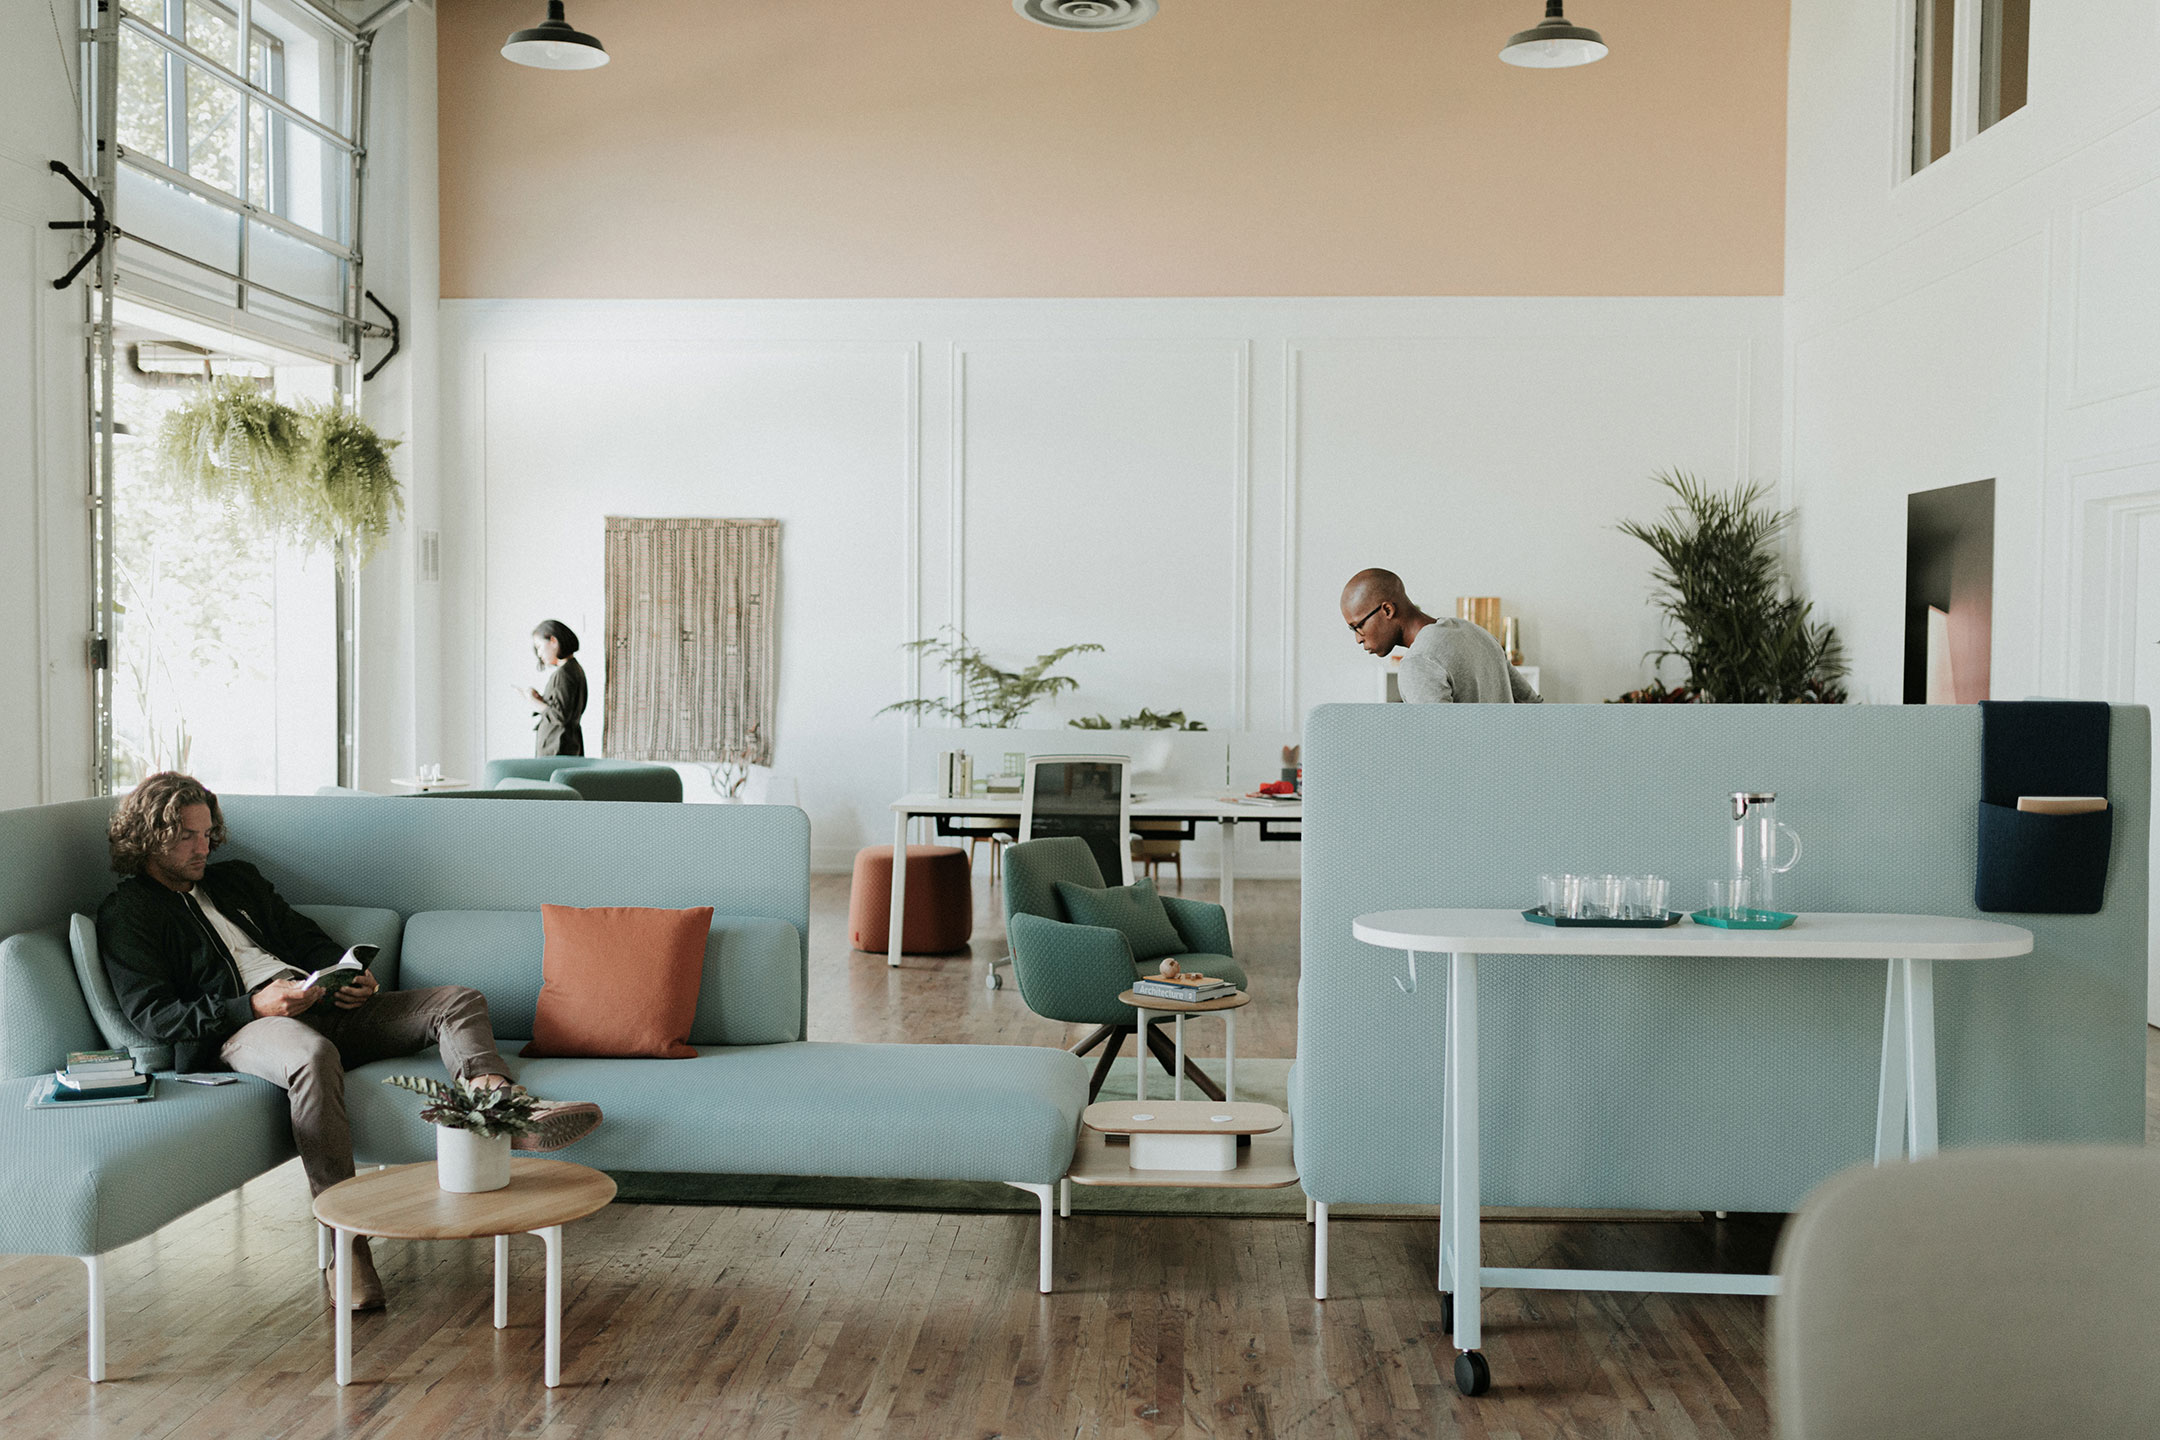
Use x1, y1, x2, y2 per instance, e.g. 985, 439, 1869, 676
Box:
402, 911, 804, 1046
215, 795, 812, 1038
0, 926, 103, 1079
1296, 704, 2150, 1212
0, 799, 118, 942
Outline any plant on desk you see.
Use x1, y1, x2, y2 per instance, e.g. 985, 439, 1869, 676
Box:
1069, 708, 1207, 731
880, 628, 1103, 727
1613, 471, 1848, 705
382, 1076, 540, 1194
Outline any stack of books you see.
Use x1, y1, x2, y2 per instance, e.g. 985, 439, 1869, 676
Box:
1132, 974, 1239, 1003
39, 1049, 154, 1107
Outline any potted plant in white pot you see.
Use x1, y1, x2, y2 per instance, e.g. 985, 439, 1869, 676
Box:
381, 1076, 541, 1193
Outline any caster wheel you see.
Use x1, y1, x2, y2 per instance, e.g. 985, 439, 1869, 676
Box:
1453, 1350, 1491, 1397
1439, 1293, 1454, 1333
986, 972, 1003, 991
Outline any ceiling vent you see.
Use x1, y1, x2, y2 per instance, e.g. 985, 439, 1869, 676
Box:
1014, 0, 1157, 32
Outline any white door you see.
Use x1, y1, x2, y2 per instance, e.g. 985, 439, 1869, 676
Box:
2136, 512, 2160, 1025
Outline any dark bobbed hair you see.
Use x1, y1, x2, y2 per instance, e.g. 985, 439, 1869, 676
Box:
108, 771, 226, 876
532, 619, 580, 658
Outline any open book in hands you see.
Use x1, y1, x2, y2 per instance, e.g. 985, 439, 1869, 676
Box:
297, 944, 379, 994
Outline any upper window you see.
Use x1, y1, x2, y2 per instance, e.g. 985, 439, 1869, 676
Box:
1909, 0, 2029, 176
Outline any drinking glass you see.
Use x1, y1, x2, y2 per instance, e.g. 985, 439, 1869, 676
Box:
1707, 878, 1753, 920
1638, 875, 1669, 919
1537, 874, 1562, 917
1592, 874, 1624, 920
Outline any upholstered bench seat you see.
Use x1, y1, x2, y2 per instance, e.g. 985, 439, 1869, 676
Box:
345, 1040, 1087, 1185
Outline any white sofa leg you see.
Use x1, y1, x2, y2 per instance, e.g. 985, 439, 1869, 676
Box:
1305, 1195, 1315, 1224
1004, 1182, 1055, 1293
1314, 1202, 1329, 1301
81, 1255, 105, 1382
318, 1222, 332, 1271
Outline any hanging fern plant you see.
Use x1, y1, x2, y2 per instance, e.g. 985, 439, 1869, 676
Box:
155, 377, 403, 563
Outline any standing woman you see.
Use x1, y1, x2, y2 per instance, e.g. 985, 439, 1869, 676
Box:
525, 620, 588, 757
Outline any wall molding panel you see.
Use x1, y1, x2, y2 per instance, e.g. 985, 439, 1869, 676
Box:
435, 298, 1779, 870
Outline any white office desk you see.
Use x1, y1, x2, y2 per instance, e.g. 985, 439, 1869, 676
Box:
1348, 908, 2033, 1397
886, 793, 1302, 967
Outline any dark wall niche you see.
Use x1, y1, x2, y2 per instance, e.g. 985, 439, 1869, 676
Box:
1904, 478, 1995, 704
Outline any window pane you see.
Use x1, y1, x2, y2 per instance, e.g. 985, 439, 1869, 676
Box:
250, 0, 352, 136
1911, 0, 1955, 172
252, 105, 349, 241
183, 0, 239, 70
1980, 0, 2030, 132
183, 65, 245, 195
116, 28, 170, 164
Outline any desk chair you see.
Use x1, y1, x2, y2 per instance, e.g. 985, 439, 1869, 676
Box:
1001, 835, 1246, 1102
1131, 821, 1184, 890
985, 755, 1132, 990
1772, 1145, 2160, 1439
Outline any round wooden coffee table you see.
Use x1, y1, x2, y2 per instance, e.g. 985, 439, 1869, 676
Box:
313, 1158, 615, 1387
1118, 988, 1248, 1101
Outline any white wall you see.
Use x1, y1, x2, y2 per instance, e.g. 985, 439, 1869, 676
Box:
435, 297, 1780, 871
1784, 0, 2160, 703
0, 0, 93, 807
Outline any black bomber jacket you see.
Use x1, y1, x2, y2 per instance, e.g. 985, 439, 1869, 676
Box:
95, 860, 343, 1072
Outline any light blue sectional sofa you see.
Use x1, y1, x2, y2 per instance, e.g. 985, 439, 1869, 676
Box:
481, 757, 686, 802
0, 793, 1086, 1380
1294, 704, 2149, 1239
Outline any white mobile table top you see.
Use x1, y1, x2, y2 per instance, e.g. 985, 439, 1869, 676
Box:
1353, 909, 2033, 961
1341, 906, 2034, 1398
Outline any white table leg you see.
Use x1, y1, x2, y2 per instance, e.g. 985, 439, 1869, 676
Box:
1174, 1014, 1186, 1100
887, 810, 910, 967
1313, 1201, 1329, 1300
535, 1225, 563, 1387
494, 1234, 509, 1329
1875, 959, 1910, 1163
1447, 952, 1482, 1354
1437, 949, 1455, 1297
1059, 1177, 1071, 1217
81, 1256, 104, 1383
1218, 819, 1238, 941
334, 1227, 353, 1386
1225, 1010, 1236, 1101
317, 1222, 331, 1271
1136, 1018, 1146, 1102
1902, 957, 1940, 1159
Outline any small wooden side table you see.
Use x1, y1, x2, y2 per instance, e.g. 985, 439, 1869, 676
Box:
312, 1158, 615, 1387
1070, 1100, 1299, 1190
1118, 988, 1247, 1101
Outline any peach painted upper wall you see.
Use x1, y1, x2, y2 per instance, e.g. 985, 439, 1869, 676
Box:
437, 0, 1788, 298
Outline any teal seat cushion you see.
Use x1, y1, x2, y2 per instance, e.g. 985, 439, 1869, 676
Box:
400, 910, 802, 1046
1056, 878, 1185, 963
0, 1073, 294, 1256
345, 1040, 1087, 1185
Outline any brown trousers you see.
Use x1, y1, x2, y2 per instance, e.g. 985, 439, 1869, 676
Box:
221, 985, 509, 1196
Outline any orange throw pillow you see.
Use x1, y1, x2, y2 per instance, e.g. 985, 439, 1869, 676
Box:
522, 904, 714, 1059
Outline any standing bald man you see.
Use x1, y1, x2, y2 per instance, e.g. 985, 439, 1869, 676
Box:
1341, 568, 1542, 704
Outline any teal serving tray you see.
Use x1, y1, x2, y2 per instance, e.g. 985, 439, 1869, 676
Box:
1689, 908, 1798, 930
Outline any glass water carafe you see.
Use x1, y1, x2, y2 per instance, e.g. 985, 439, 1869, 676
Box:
1731, 791, 1802, 914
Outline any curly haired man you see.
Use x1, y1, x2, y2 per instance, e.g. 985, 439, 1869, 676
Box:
97, 772, 601, 1312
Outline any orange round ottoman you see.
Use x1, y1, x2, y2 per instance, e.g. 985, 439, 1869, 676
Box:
848, 845, 975, 954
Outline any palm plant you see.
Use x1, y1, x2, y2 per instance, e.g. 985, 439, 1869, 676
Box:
881, 629, 1103, 727
1617, 472, 1848, 704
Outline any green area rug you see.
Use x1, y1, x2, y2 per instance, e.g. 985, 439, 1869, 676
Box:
610, 1058, 1330, 1218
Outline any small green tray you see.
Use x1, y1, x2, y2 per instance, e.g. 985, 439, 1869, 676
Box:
1688, 908, 1798, 930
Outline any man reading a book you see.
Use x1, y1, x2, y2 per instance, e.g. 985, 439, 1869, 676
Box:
96, 772, 602, 1312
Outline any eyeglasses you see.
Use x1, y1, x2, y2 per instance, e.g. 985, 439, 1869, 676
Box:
1348, 602, 1386, 636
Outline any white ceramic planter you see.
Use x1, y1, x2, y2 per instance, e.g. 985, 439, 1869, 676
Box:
436, 1125, 512, 1193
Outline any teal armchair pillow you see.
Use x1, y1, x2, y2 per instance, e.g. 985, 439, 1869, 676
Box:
1054, 878, 1185, 963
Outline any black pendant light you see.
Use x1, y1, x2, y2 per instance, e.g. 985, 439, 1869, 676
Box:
1499, 0, 1607, 68
503, 1, 609, 71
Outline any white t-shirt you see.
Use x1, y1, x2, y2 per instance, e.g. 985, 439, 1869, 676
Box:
191, 888, 300, 992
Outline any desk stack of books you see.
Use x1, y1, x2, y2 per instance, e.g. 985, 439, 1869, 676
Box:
1132, 974, 1238, 1003
48, 1049, 152, 1104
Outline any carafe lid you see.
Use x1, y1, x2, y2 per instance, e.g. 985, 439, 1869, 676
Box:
1732, 791, 1776, 820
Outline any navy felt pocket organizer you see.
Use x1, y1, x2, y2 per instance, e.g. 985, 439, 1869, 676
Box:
1974, 700, 2112, 915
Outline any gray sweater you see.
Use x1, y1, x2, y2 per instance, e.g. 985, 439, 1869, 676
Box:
1397, 618, 1543, 704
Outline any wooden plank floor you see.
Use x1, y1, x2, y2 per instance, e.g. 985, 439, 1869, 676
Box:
0, 869, 2146, 1438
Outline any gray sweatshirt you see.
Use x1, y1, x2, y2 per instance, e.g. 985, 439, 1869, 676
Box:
1397, 618, 1543, 704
